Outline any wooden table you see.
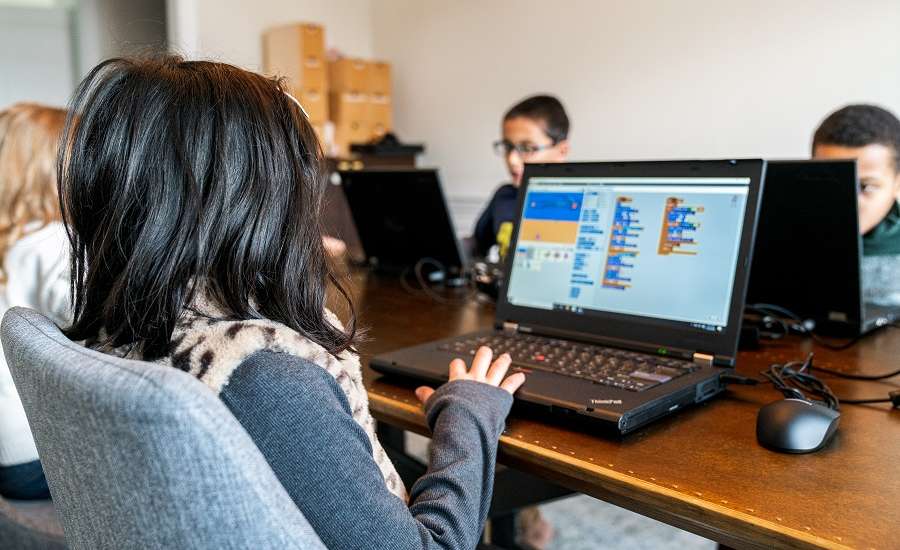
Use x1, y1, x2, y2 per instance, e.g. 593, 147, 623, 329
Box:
345, 271, 900, 550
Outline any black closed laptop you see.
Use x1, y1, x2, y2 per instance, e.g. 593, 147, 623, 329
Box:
747, 160, 898, 336
338, 169, 464, 276
372, 160, 765, 434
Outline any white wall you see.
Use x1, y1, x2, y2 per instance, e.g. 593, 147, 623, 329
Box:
170, 0, 374, 70
76, 0, 167, 77
0, 5, 74, 108
371, 0, 900, 231
0, 0, 167, 110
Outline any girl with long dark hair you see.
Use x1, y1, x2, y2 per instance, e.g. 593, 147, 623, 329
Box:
58, 56, 524, 549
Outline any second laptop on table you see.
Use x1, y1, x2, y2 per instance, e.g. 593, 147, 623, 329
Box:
747, 159, 899, 336
338, 168, 465, 278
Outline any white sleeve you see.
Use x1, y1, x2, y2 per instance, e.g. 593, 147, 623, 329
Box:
37, 223, 72, 325
5, 222, 73, 325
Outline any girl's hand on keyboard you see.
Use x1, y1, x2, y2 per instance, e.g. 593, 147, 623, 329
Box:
415, 346, 526, 404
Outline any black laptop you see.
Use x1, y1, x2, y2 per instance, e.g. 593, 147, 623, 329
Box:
747, 160, 898, 336
372, 160, 765, 434
338, 169, 465, 276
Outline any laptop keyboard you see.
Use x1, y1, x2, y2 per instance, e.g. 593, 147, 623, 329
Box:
437, 333, 699, 392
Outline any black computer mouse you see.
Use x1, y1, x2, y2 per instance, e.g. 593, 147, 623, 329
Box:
756, 398, 840, 453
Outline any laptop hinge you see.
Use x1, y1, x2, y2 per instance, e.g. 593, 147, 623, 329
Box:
692, 352, 715, 367
502, 322, 519, 335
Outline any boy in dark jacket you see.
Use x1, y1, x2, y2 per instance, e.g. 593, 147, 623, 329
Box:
813, 104, 900, 304
473, 95, 570, 259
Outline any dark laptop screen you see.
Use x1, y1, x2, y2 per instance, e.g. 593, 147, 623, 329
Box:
339, 169, 463, 273
746, 160, 863, 333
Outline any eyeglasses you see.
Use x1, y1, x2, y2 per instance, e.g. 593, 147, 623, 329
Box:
492, 139, 557, 158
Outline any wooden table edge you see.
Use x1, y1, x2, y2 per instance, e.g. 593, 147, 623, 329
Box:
369, 391, 853, 550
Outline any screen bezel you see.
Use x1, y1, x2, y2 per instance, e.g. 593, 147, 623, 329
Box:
495, 160, 766, 364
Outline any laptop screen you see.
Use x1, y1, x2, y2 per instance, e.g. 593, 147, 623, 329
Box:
505, 176, 751, 333
339, 169, 464, 273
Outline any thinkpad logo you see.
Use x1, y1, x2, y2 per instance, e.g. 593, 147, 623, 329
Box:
591, 399, 623, 405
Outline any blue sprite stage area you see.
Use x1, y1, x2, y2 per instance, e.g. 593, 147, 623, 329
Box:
523, 192, 584, 221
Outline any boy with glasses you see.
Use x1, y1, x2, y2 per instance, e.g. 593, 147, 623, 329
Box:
472, 95, 570, 259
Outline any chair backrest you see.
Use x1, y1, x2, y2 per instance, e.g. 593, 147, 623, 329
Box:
1, 307, 326, 550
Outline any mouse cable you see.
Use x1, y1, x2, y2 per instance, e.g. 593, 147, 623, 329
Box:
747, 304, 900, 379
746, 303, 869, 351
399, 258, 479, 306
398, 262, 445, 301
840, 393, 900, 406
414, 257, 481, 305
761, 353, 842, 411
808, 363, 900, 381
785, 354, 900, 408
721, 354, 900, 409
743, 305, 790, 340
720, 355, 836, 406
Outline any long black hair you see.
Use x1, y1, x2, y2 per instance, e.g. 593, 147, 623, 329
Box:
58, 55, 358, 359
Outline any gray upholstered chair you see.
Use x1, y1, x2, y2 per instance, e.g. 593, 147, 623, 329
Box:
1, 307, 326, 550
0, 494, 66, 549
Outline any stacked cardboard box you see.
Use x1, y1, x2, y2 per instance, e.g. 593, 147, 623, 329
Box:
330, 59, 370, 156
262, 23, 395, 157
368, 61, 393, 138
262, 23, 328, 139
330, 58, 393, 156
